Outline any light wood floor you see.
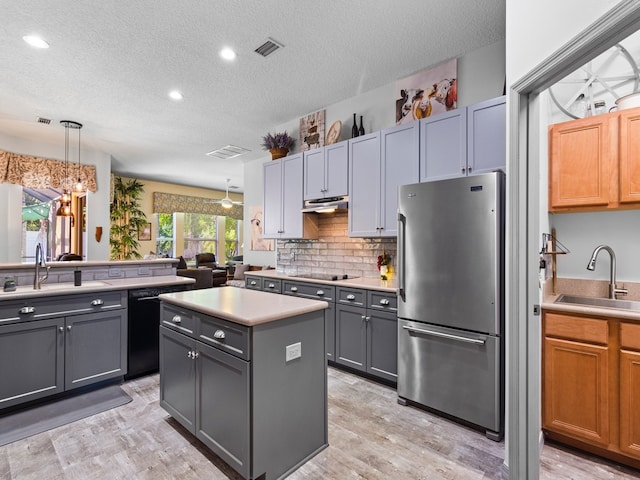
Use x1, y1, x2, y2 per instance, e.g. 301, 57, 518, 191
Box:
0, 367, 638, 479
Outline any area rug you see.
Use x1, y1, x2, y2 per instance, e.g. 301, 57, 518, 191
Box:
0, 385, 132, 447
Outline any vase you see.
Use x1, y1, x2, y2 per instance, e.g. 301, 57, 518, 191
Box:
269, 147, 289, 160
359, 115, 365, 136
351, 113, 359, 138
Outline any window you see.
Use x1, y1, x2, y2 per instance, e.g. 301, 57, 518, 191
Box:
225, 217, 241, 260
183, 213, 217, 258
155, 213, 174, 257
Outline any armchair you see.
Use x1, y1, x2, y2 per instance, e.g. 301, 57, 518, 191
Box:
194, 252, 227, 287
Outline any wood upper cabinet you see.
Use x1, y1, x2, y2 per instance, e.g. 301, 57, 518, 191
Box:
543, 311, 611, 447
548, 106, 640, 212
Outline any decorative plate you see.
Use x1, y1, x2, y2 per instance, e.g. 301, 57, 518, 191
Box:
325, 120, 342, 145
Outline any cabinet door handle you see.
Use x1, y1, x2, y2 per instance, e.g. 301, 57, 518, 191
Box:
67, 325, 72, 332
461, 167, 466, 173
19, 306, 35, 314
213, 330, 226, 340
193, 351, 200, 359
187, 350, 193, 359
379, 298, 390, 305
172, 315, 182, 324
90, 299, 104, 306
361, 315, 366, 320
59, 326, 64, 333
316, 290, 325, 296
290, 286, 298, 292
346, 294, 355, 301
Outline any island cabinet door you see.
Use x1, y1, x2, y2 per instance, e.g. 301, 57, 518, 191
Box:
196, 341, 250, 479
0, 317, 65, 410
160, 326, 197, 434
335, 304, 367, 372
64, 310, 127, 391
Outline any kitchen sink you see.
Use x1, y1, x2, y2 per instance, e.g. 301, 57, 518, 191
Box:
554, 294, 640, 312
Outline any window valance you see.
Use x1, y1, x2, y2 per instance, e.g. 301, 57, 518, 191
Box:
0, 149, 97, 193
153, 192, 243, 220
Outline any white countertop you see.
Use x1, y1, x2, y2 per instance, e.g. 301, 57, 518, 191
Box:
159, 288, 328, 326
0, 258, 178, 270
0, 275, 194, 301
243, 270, 397, 293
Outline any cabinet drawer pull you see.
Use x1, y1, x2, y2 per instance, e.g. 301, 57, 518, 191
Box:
213, 330, 226, 340
67, 325, 72, 331
290, 287, 298, 292
59, 326, 64, 333
171, 315, 182, 324
316, 290, 325, 296
90, 299, 104, 306
267, 283, 275, 289
346, 294, 356, 301
379, 298, 390, 305
250, 280, 257, 286
361, 315, 366, 320
19, 306, 35, 314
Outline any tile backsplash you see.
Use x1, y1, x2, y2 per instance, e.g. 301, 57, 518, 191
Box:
276, 211, 396, 279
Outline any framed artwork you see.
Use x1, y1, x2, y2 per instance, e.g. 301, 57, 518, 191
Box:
299, 109, 325, 151
249, 206, 274, 251
138, 222, 152, 241
395, 58, 457, 124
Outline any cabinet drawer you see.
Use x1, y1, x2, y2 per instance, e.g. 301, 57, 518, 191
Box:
283, 281, 335, 301
337, 287, 366, 306
367, 291, 397, 311
544, 312, 608, 345
621, 322, 640, 351
245, 276, 263, 290
161, 303, 196, 336
262, 279, 282, 294
198, 314, 250, 361
0, 291, 125, 325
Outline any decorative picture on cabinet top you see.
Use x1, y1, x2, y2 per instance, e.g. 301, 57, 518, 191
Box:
395, 58, 457, 124
299, 109, 325, 151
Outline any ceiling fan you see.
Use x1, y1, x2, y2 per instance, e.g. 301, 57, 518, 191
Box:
211, 178, 243, 209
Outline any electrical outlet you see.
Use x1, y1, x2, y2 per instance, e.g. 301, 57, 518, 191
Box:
285, 342, 301, 362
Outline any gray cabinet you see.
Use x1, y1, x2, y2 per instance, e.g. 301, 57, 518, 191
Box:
349, 121, 419, 237
420, 95, 506, 182
244, 275, 263, 291
335, 287, 397, 383
263, 153, 318, 239
0, 291, 127, 411
303, 141, 348, 200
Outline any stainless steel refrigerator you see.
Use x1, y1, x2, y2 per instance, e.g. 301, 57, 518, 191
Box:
397, 171, 504, 441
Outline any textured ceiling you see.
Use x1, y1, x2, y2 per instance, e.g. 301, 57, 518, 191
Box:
0, 1, 505, 192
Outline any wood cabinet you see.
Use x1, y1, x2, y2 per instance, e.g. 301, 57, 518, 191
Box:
303, 141, 348, 200
543, 309, 640, 468
335, 287, 397, 383
0, 291, 127, 410
548, 106, 640, 212
263, 153, 318, 239
420, 96, 506, 182
348, 121, 419, 237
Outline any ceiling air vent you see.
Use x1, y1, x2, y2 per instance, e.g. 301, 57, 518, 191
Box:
36, 117, 51, 125
206, 144, 251, 160
254, 38, 283, 57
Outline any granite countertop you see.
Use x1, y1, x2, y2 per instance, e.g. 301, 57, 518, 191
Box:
243, 270, 397, 293
159, 288, 328, 326
542, 277, 640, 321
0, 275, 194, 301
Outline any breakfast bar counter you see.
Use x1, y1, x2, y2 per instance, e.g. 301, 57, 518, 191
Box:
158, 287, 329, 480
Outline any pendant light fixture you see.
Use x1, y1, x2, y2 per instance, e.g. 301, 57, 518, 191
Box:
56, 120, 83, 222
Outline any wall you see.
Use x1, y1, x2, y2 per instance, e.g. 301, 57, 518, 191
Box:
0, 131, 112, 262
243, 39, 506, 268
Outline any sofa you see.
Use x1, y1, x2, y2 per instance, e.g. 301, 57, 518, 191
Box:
225, 265, 274, 288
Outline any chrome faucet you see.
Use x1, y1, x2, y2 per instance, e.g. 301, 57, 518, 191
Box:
586, 245, 628, 299
33, 243, 50, 289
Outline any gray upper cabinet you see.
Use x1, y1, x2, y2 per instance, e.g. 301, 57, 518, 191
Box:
420, 95, 506, 182
348, 121, 419, 237
263, 153, 318, 239
303, 141, 348, 200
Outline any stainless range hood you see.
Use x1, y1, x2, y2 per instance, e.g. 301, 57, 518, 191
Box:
301, 196, 348, 213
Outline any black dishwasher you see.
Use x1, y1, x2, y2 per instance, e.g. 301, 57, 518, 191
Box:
126, 284, 189, 379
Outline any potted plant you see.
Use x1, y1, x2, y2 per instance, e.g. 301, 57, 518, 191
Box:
261, 131, 295, 160
110, 176, 148, 260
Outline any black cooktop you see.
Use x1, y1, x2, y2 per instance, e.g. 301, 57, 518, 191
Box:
293, 273, 358, 281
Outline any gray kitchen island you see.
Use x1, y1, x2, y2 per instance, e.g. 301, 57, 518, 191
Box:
158, 287, 329, 480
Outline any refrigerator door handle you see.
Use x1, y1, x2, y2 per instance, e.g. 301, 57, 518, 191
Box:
397, 212, 406, 300
402, 325, 486, 345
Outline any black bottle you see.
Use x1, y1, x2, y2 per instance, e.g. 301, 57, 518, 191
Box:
351, 113, 359, 138
358, 115, 365, 136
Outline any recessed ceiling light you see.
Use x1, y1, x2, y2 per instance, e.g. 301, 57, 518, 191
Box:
219, 47, 236, 61
168, 90, 183, 101
23, 35, 49, 49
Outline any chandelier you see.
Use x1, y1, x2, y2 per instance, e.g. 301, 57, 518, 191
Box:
56, 120, 83, 222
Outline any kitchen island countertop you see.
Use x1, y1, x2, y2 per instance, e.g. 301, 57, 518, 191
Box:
159, 287, 328, 326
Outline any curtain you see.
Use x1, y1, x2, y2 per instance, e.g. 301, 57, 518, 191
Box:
0, 149, 97, 192
153, 191, 243, 220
